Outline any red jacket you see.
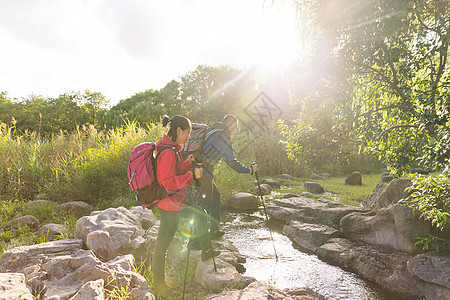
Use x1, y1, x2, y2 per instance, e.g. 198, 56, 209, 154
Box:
156, 134, 194, 211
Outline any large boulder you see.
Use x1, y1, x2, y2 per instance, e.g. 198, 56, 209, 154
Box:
345, 171, 362, 185
75, 206, 149, 261
0, 240, 150, 300
303, 182, 324, 194
375, 179, 412, 209
407, 253, 450, 291
228, 193, 259, 211
340, 204, 431, 253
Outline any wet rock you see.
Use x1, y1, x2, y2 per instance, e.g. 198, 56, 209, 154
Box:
56, 201, 94, 219
261, 179, 281, 189
204, 280, 326, 300
271, 197, 365, 227
194, 257, 244, 292
407, 253, 450, 290
283, 220, 340, 252
345, 171, 362, 185
266, 205, 297, 223
5, 215, 40, 231
317, 238, 427, 299
340, 204, 431, 254
303, 182, 324, 194
37, 223, 68, 241
228, 193, 259, 211
0, 273, 34, 300
275, 174, 294, 180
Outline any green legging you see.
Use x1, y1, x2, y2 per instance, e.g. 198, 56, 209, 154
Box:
152, 206, 210, 288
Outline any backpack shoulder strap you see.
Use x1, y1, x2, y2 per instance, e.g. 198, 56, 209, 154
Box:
204, 128, 226, 143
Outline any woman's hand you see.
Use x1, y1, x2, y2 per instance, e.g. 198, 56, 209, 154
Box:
193, 166, 203, 180
188, 154, 195, 162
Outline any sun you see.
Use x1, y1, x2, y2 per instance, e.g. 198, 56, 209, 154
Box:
238, 2, 302, 68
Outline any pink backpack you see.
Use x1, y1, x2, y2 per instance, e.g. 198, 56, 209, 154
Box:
127, 142, 174, 208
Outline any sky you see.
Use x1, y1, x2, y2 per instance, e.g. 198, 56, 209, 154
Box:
0, 0, 301, 105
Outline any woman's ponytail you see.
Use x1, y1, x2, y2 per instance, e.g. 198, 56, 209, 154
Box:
163, 115, 191, 142
161, 115, 171, 128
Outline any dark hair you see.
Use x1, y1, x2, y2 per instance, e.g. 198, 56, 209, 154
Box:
223, 114, 238, 126
161, 115, 191, 141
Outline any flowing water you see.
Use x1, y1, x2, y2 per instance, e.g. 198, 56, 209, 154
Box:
221, 210, 405, 300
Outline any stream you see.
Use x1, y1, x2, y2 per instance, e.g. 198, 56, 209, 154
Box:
220, 209, 406, 300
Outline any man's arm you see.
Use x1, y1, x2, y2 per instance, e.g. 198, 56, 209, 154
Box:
216, 132, 251, 174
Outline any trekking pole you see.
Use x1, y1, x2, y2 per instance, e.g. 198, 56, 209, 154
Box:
182, 219, 192, 300
182, 163, 201, 300
253, 162, 278, 261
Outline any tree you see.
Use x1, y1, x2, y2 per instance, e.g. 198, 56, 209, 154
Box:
294, 0, 450, 173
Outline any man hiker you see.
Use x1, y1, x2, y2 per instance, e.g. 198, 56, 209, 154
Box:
197, 114, 258, 238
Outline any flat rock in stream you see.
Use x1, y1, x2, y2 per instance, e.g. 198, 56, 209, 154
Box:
268, 197, 365, 228
204, 280, 326, 300
283, 220, 340, 252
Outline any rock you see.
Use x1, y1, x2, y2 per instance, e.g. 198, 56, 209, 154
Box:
37, 223, 68, 241
0, 273, 34, 300
129, 287, 156, 300
228, 193, 259, 211
261, 179, 281, 189
275, 174, 294, 180
364, 183, 387, 208
0, 239, 84, 273
311, 173, 322, 180
375, 179, 412, 209
140, 209, 158, 231
317, 238, 427, 299
319, 173, 331, 179
75, 206, 148, 262
280, 193, 298, 199
35, 193, 48, 200
194, 258, 244, 292
204, 280, 326, 300
253, 183, 272, 195
265, 205, 297, 223
381, 175, 393, 183
407, 253, 450, 290
86, 230, 116, 262
111, 197, 136, 208
345, 171, 362, 185
283, 220, 340, 252
410, 168, 430, 175
299, 192, 316, 198
5, 215, 39, 231
303, 182, 324, 194
55, 201, 94, 219
340, 204, 431, 253
69, 279, 104, 300
271, 197, 365, 227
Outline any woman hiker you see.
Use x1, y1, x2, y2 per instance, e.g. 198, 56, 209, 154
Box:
152, 115, 220, 298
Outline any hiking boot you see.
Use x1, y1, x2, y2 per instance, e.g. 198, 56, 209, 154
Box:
209, 230, 225, 240
187, 239, 201, 250
201, 248, 220, 261
154, 283, 180, 299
